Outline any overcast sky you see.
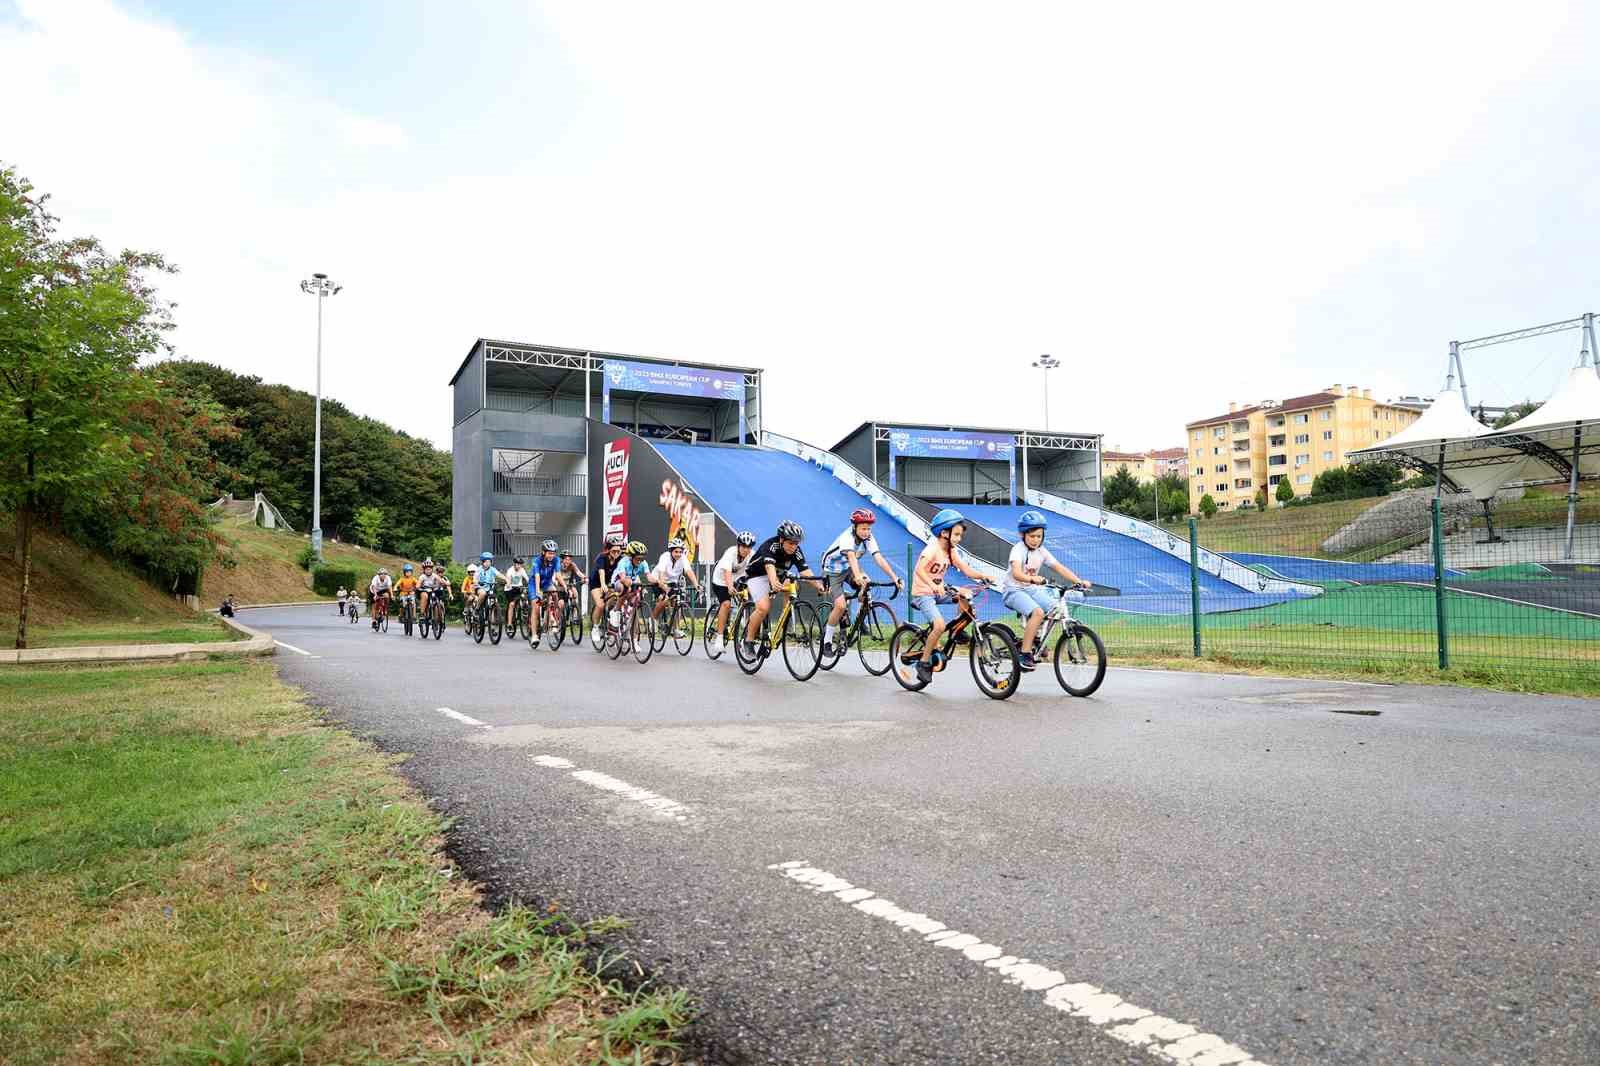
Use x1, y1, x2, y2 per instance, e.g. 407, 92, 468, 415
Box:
5, 0, 1598, 452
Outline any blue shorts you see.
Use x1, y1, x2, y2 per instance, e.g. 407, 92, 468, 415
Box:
1004, 587, 1057, 618
912, 592, 957, 624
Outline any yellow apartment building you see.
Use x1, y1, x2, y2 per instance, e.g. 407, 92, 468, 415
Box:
1101, 447, 1187, 484
1184, 385, 1424, 512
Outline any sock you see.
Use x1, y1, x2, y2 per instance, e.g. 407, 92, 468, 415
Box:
824, 625, 836, 643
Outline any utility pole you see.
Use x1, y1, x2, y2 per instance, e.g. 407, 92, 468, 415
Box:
299, 272, 342, 562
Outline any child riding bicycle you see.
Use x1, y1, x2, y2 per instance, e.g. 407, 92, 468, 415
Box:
741, 521, 827, 661
1005, 510, 1092, 671
708, 530, 756, 656
911, 508, 990, 685
820, 508, 902, 658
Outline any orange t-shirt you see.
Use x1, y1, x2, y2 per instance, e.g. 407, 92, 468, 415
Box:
394, 576, 419, 595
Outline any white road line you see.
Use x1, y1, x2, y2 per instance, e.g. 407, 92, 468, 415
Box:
529, 755, 689, 821
769, 860, 1275, 1066
1111, 666, 1391, 688
437, 707, 488, 727
273, 640, 313, 656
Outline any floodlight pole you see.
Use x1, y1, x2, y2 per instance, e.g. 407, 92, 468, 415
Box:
1031, 354, 1060, 430
300, 273, 342, 562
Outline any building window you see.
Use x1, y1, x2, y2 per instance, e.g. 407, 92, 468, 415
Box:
1268, 434, 1285, 447
1215, 483, 1227, 492
1292, 413, 1308, 424
1213, 427, 1226, 439
1323, 430, 1333, 441
1321, 410, 1332, 421
1296, 473, 1311, 484
1323, 451, 1333, 461
1295, 454, 1309, 466
1234, 479, 1252, 490
1294, 433, 1309, 444
1193, 431, 1202, 441
1268, 474, 1283, 486
1214, 465, 1227, 474
1268, 454, 1287, 467
1232, 421, 1250, 434
1213, 446, 1222, 455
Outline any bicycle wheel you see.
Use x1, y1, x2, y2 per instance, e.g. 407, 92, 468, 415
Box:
701, 602, 724, 660
856, 602, 898, 677
631, 605, 654, 664
1054, 623, 1107, 697
780, 601, 822, 681
817, 606, 846, 671
432, 601, 446, 640
888, 623, 931, 692
650, 602, 669, 653
402, 602, 413, 637
470, 607, 485, 643
592, 607, 609, 653
606, 609, 627, 659
733, 602, 765, 675
488, 604, 502, 645
971, 623, 1021, 701
566, 599, 583, 647
671, 605, 694, 656
547, 599, 566, 650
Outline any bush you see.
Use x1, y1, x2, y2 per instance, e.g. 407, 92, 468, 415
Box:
311, 565, 358, 597
1199, 494, 1218, 518
1275, 478, 1294, 504
296, 543, 317, 570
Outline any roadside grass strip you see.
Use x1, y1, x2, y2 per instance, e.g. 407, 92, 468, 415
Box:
770, 861, 1274, 1066
0, 660, 692, 1064
532, 755, 691, 822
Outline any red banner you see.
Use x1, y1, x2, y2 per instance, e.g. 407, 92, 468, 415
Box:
603, 439, 630, 542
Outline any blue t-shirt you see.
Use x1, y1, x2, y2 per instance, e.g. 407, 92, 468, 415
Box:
530, 554, 560, 590
613, 558, 651, 584
477, 565, 502, 592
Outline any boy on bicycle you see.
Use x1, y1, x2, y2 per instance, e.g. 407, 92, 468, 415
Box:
820, 508, 902, 657
911, 508, 989, 685
394, 564, 420, 624
417, 558, 451, 621
589, 536, 625, 629
1005, 510, 1091, 671
472, 552, 501, 620
502, 556, 529, 632
528, 541, 561, 649
741, 521, 826, 661
368, 568, 393, 631
559, 550, 584, 605
707, 530, 756, 656
648, 538, 699, 633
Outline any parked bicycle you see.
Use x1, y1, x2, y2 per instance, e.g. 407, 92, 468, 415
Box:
888, 582, 1020, 700
733, 572, 824, 681
819, 579, 899, 676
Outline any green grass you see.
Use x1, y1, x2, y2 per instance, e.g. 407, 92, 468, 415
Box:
0, 660, 693, 1064
0, 618, 238, 649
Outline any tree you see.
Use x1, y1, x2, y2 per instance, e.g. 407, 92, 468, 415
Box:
1199, 494, 1218, 519
352, 505, 385, 549
1492, 400, 1538, 429
1275, 477, 1294, 504
1102, 466, 1143, 518
0, 166, 173, 648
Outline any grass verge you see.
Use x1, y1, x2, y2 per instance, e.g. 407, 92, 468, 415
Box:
0, 618, 238, 649
0, 660, 692, 1064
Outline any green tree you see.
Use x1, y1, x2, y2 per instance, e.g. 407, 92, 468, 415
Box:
1492, 400, 1538, 429
352, 505, 385, 549
1199, 493, 1218, 519
1254, 486, 1268, 510
1103, 466, 1144, 518
1275, 477, 1294, 504
0, 166, 173, 647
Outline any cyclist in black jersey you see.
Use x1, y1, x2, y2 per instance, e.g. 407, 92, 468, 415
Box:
589, 537, 625, 629
741, 520, 826, 659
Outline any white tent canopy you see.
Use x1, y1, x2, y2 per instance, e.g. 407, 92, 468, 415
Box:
1348, 387, 1532, 500
1479, 365, 1600, 481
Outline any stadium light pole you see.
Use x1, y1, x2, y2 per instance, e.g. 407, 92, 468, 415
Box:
299, 272, 342, 562
1031, 354, 1060, 430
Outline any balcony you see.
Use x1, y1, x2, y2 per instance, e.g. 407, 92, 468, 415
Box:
1232, 440, 1251, 452
492, 471, 586, 497
491, 449, 585, 512
1268, 435, 1286, 447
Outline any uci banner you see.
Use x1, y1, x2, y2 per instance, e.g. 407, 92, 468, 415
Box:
887, 427, 1016, 502
601, 359, 747, 442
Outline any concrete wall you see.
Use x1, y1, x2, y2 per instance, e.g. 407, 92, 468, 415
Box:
451, 409, 588, 565
834, 427, 876, 481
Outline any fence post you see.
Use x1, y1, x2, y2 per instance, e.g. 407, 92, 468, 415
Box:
1188, 517, 1202, 657
1432, 497, 1449, 669
906, 544, 916, 624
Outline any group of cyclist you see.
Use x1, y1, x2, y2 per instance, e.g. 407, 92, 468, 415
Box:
351, 504, 1091, 690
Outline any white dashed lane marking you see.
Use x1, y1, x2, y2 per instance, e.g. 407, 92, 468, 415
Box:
273, 640, 314, 656
531, 755, 690, 821
770, 861, 1275, 1066
437, 707, 488, 727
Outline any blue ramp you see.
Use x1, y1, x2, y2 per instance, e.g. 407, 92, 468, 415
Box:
966, 504, 1313, 615
1225, 552, 1465, 583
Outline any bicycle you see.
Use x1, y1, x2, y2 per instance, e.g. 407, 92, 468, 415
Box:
470, 591, 501, 645
888, 583, 1020, 700
503, 589, 531, 644
702, 584, 748, 660
733, 572, 824, 681
1026, 588, 1107, 697
347, 597, 360, 624
819, 578, 899, 676
371, 592, 391, 634
423, 588, 448, 640
533, 585, 566, 651
398, 592, 417, 637
650, 581, 695, 656
563, 586, 584, 647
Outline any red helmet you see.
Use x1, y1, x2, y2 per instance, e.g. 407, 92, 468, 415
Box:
850, 508, 876, 525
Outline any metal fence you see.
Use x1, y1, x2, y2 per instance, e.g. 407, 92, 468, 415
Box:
1050, 486, 1597, 693
491, 471, 587, 497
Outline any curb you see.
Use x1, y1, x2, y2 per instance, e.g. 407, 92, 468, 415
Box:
235, 600, 330, 610
0, 613, 276, 668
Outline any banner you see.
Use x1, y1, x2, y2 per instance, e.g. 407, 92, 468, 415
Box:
887, 428, 1016, 502
659, 476, 705, 564
602, 439, 630, 544
602, 359, 746, 442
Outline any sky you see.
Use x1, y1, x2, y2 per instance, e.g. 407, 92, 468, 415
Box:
4, 0, 1599, 452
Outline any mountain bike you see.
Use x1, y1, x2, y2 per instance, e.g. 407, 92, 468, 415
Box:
1028, 589, 1107, 697
563, 587, 584, 647
470, 592, 501, 645
348, 597, 360, 624
417, 589, 432, 638
702, 584, 748, 660
733, 572, 825, 681
425, 589, 447, 640
651, 581, 694, 656
534, 585, 566, 651
371, 592, 391, 634
889, 583, 1020, 700
819, 578, 899, 676
505, 589, 531, 644
398, 592, 417, 637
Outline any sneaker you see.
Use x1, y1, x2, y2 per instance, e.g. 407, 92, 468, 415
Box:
741, 640, 758, 660
915, 661, 933, 684
821, 640, 835, 658
1018, 652, 1037, 672
709, 635, 723, 654
529, 638, 540, 650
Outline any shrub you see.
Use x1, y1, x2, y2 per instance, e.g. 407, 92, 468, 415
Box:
1199, 494, 1218, 518
311, 565, 358, 597
1275, 478, 1294, 504
296, 543, 318, 570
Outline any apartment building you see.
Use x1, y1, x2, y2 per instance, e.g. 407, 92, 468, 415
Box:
1101, 446, 1187, 484
1184, 384, 1423, 512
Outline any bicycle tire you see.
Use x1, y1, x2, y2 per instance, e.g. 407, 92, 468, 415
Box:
971, 623, 1021, 700
402, 602, 413, 638
592, 609, 609, 653
888, 623, 931, 691
380, 612, 390, 634
857, 602, 897, 676
488, 604, 502, 645
631, 605, 654, 664
817, 606, 846, 671
733, 602, 765, 675
701, 603, 724, 660
671, 605, 694, 656
1054, 623, 1107, 697
471, 606, 485, 644
433, 601, 445, 640
606, 609, 627, 659
650, 600, 670, 653
547, 599, 566, 650
566, 600, 584, 647
781, 600, 823, 681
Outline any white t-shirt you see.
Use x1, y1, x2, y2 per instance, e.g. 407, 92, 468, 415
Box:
504, 565, 528, 589
653, 551, 689, 583
821, 529, 882, 575
713, 546, 749, 587
1004, 542, 1059, 592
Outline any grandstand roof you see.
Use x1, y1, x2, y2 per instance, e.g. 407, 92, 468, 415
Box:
448, 338, 764, 388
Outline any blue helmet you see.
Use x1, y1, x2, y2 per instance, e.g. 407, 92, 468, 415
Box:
1017, 509, 1048, 534
929, 507, 966, 536
479, 551, 493, 561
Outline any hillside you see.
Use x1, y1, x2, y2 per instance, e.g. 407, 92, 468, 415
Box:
1156, 496, 1391, 556
202, 513, 409, 606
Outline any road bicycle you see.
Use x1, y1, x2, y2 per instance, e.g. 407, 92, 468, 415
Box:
888, 583, 1020, 700
650, 581, 695, 656
397, 592, 417, 637
347, 597, 360, 625
533, 585, 567, 651
371, 592, 391, 634
469, 591, 502, 645
1026, 589, 1107, 697
420, 588, 447, 640
702, 584, 748, 660
733, 572, 825, 681
562, 586, 584, 647
602, 584, 653, 664
818, 578, 899, 676
505, 589, 531, 644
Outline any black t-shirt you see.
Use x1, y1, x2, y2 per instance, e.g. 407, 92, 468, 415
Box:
750, 536, 807, 579
590, 551, 620, 586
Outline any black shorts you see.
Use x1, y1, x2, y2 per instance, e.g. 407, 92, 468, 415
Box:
712, 583, 732, 604
504, 586, 524, 600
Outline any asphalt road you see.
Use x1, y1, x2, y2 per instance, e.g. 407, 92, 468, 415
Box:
254, 604, 1599, 1065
